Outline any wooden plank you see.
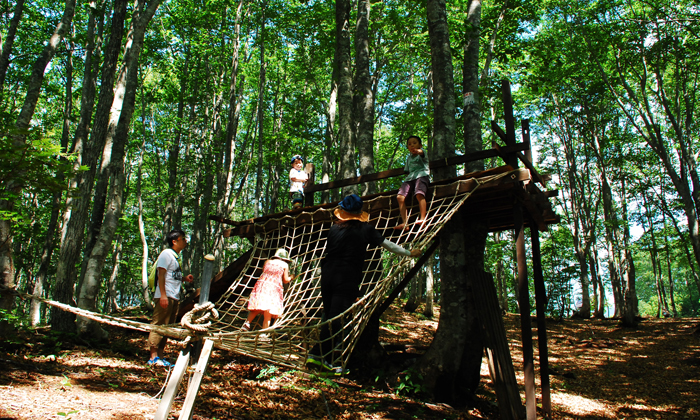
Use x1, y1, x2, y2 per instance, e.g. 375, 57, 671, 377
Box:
303, 147, 527, 194
154, 349, 191, 420
179, 339, 215, 420
531, 225, 551, 417
514, 200, 537, 420
470, 268, 525, 420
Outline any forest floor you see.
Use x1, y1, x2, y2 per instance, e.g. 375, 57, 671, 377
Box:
1, 304, 699, 420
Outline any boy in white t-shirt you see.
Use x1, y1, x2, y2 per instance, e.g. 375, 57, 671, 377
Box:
289, 154, 308, 209
147, 229, 194, 367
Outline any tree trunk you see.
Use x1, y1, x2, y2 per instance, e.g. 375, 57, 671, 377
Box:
52, 0, 127, 332
254, 2, 266, 218
462, 0, 483, 174
423, 255, 435, 318
0, 0, 25, 93
76, 0, 162, 336
354, 0, 375, 195
31, 33, 75, 325
619, 177, 637, 327
403, 266, 421, 313
106, 235, 122, 313
417, 0, 474, 405
212, 0, 244, 272
336, 0, 356, 195
137, 97, 152, 308
1, 0, 76, 335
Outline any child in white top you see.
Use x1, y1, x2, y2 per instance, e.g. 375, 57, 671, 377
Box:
289, 154, 308, 208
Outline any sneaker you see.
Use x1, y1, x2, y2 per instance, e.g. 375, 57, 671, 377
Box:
305, 354, 327, 370
327, 365, 350, 376
241, 321, 251, 332
147, 357, 172, 368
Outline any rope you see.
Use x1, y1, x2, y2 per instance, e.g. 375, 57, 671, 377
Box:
181, 302, 219, 333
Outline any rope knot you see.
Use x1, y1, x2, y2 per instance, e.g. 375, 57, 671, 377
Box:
181, 301, 219, 333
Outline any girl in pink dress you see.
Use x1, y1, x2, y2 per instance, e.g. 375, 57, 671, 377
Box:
242, 248, 296, 332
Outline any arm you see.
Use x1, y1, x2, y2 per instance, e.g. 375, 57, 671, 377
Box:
158, 267, 169, 309
381, 239, 421, 257
282, 266, 297, 284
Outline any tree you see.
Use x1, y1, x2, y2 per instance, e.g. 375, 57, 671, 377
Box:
1, 0, 76, 335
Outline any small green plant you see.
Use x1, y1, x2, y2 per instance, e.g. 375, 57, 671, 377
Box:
395, 369, 427, 396
256, 364, 280, 380
60, 375, 72, 389
57, 409, 78, 419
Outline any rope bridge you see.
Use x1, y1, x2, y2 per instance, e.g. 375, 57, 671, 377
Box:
20, 172, 517, 371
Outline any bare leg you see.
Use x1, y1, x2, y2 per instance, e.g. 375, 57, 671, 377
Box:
415, 193, 427, 224
247, 310, 262, 323
262, 311, 272, 329
395, 194, 408, 229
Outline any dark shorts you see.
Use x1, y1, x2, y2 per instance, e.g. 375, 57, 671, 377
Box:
290, 191, 304, 204
398, 176, 429, 197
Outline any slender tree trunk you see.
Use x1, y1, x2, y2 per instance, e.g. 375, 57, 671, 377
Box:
662, 212, 677, 316
137, 95, 152, 308
1, 0, 77, 335
0, 0, 25, 94
31, 36, 75, 326
423, 255, 435, 318
254, 2, 266, 218
163, 51, 188, 236
106, 235, 122, 313
336, 0, 356, 194
212, 0, 244, 272
354, 0, 375, 195
619, 177, 637, 326
462, 0, 483, 174
52, 0, 127, 332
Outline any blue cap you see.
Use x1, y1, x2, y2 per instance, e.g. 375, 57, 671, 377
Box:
290, 155, 303, 165
339, 194, 363, 214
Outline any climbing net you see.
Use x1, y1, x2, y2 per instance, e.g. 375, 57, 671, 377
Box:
24, 171, 517, 371
202, 174, 503, 371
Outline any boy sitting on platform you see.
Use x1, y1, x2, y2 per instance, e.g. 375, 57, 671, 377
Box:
395, 135, 430, 230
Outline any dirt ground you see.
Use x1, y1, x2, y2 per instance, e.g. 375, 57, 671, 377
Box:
1, 305, 699, 419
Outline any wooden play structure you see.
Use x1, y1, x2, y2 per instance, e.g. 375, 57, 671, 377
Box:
30, 81, 557, 420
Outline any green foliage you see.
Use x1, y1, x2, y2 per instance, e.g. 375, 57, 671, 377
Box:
394, 368, 427, 396
256, 364, 280, 380
0, 129, 75, 222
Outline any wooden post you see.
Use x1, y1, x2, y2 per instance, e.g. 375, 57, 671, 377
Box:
522, 118, 551, 417
154, 349, 191, 420
191, 254, 215, 362
502, 79, 537, 420
531, 222, 551, 418
304, 163, 315, 207
515, 206, 536, 420
179, 339, 215, 420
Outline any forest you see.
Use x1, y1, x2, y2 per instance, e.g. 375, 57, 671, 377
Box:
1, 0, 699, 416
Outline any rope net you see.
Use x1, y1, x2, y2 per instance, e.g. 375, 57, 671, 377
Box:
23, 172, 516, 371
204, 175, 494, 370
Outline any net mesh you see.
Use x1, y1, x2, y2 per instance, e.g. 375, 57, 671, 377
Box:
205, 175, 492, 370
27, 172, 520, 371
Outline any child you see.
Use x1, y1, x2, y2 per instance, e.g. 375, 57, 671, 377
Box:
289, 154, 308, 209
395, 135, 430, 230
241, 248, 297, 333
